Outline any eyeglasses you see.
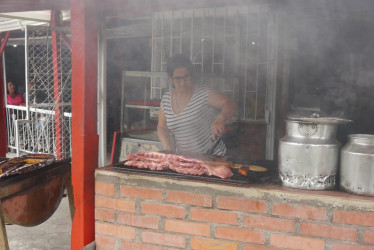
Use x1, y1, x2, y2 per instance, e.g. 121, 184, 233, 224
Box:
171, 74, 191, 83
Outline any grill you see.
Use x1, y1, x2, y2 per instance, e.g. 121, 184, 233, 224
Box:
110, 158, 278, 186
0, 157, 73, 250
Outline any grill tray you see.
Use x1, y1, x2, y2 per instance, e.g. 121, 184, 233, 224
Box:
110, 159, 278, 186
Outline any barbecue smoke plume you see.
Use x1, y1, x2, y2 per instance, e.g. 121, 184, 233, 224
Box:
275, 0, 374, 121
105, 0, 374, 144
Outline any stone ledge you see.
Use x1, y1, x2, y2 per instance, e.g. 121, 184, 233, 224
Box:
96, 167, 374, 211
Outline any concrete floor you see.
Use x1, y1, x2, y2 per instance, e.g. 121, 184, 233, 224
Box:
5, 196, 72, 250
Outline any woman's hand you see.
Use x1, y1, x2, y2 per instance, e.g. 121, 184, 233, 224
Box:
211, 114, 225, 140
208, 89, 238, 140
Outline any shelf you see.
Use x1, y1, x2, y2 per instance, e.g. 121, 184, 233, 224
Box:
125, 101, 160, 110
125, 104, 159, 110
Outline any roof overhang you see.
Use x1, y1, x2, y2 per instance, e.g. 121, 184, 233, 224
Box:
0, 10, 70, 32
0, 0, 69, 13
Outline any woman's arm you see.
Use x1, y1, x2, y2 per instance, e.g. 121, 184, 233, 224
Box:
157, 108, 173, 151
208, 89, 238, 140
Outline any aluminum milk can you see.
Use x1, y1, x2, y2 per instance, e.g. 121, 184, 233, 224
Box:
278, 120, 340, 190
340, 134, 374, 196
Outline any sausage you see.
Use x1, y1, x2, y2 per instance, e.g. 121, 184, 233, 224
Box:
237, 164, 268, 177
238, 166, 249, 176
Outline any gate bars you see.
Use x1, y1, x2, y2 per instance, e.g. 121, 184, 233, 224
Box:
4, 23, 72, 159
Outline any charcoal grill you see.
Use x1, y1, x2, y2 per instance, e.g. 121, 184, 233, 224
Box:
0, 158, 74, 250
110, 158, 278, 186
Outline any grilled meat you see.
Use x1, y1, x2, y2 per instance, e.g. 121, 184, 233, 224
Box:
237, 164, 268, 177
0, 154, 55, 178
238, 166, 249, 176
124, 151, 233, 179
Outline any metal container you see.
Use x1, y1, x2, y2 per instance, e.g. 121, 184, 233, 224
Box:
119, 136, 162, 161
340, 134, 374, 196
278, 119, 341, 190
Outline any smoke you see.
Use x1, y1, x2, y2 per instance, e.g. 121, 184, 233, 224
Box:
275, 0, 374, 120
104, 0, 374, 139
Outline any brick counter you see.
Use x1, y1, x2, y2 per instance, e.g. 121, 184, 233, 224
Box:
95, 167, 374, 250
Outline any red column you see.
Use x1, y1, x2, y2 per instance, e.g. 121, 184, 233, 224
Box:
51, 11, 63, 160
0, 59, 6, 157
0, 32, 10, 157
70, 1, 98, 249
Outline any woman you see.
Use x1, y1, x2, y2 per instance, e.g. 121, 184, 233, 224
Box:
157, 54, 237, 156
7, 81, 24, 105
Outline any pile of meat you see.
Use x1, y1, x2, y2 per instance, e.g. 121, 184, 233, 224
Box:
124, 151, 233, 179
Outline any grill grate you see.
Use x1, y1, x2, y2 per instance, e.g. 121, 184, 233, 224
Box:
110, 159, 278, 185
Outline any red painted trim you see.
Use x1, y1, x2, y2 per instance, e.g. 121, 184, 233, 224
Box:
70, 0, 98, 249
0, 33, 9, 156
0, 59, 6, 157
51, 11, 63, 160
0, 32, 10, 54
110, 131, 120, 164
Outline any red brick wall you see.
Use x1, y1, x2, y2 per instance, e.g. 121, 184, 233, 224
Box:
95, 171, 374, 250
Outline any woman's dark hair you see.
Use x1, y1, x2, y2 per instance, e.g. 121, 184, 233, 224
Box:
166, 54, 194, 77
6, 81, 18, 94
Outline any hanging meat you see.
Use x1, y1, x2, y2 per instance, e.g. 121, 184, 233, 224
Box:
124, 151, 233, 179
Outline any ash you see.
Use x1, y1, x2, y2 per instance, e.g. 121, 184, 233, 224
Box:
280, 173, 336, 190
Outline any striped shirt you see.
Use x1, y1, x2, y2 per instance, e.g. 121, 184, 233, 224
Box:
160, 86, 226, 156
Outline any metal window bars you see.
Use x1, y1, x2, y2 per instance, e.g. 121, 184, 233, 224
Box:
4, 26, 72, 159
151, 5, 276, 122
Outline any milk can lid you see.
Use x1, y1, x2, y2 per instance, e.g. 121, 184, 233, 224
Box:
287, 108, 352, 124
287, 115, 352, 124
287, 113, 352, 124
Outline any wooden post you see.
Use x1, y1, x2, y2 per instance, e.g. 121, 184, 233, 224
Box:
0, 203, 9, 250
64, 172, 75, 220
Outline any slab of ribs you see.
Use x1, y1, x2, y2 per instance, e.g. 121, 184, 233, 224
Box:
124, 151, 233, 179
